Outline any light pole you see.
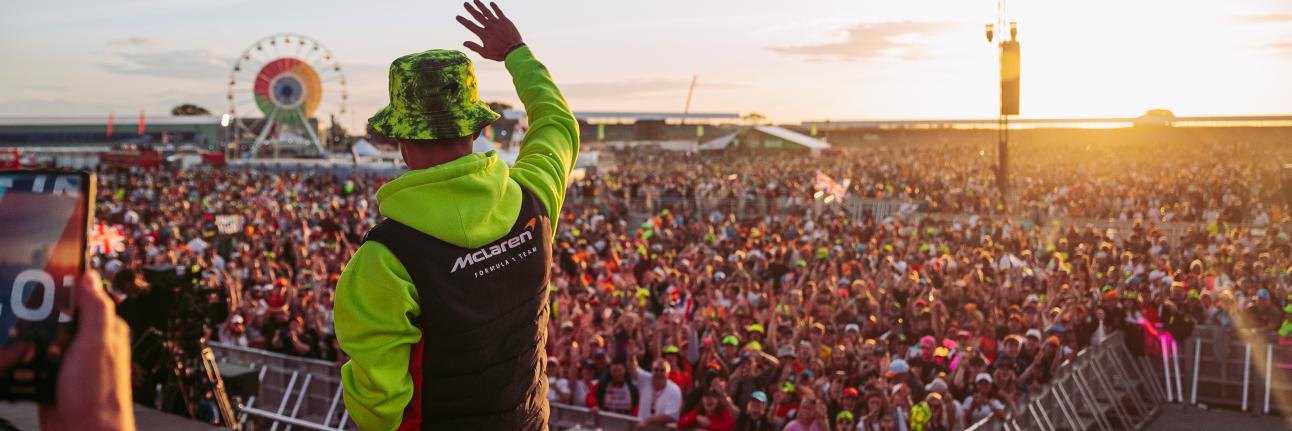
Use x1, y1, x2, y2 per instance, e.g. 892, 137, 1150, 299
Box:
987, 4, 1020, 211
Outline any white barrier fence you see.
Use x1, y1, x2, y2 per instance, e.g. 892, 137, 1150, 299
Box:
1162, 326, 1291, 414
966, 331, 1164, 431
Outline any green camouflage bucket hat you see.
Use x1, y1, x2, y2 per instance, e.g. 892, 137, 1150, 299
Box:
368, 49, 500, 140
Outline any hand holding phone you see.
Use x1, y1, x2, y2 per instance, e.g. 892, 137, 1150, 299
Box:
39, 270, 135, 431
1, 171, 93, 402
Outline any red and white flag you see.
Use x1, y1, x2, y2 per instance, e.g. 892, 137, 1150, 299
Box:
90, 223, 127, 255
814, 171, 849, 203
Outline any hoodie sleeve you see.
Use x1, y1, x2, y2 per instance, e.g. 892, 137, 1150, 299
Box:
504, 45, 579, 232
335, 242, 422, 431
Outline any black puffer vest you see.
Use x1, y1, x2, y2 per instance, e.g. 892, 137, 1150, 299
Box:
363, 186, 552, 430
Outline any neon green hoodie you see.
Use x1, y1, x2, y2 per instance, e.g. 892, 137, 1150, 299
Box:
334, 45, 578, 431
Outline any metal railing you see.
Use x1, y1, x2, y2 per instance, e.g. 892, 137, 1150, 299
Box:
549, 404, 673, 431
210, 343, 679, 431
966, 331, 1164, 431
210, 342, 350, 431
567, 194, 1280, 250
1166, 325, 1292, 414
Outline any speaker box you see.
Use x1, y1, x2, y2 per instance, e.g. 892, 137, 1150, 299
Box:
1000, 40, 1020, 116
218, 363, 260, 401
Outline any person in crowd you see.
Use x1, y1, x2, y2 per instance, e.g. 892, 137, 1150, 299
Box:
784, 395, 829, 431
636, 356, 685, 427
594, 360, 640, 416
735, 391, 776, 431
961, 373, 1005, 425
678, 389, 737, 431
549, 356, 574, 405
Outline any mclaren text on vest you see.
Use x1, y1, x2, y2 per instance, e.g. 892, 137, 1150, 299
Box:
450, 229, 535, 274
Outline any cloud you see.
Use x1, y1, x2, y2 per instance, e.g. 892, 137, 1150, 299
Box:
552, 78, 739, 99
108, 36, 158, 48
0, 98, 115, 116
29, 85, 68, 92
100, 49, 232, 80
1236, 14, 1292, 23
1270, 42, 1292, 52
770, 21, 961, 61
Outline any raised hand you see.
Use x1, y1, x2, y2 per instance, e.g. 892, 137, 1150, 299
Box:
456, 1, 524, 62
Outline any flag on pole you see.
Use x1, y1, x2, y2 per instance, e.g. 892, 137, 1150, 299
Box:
696, 125, 705, 137
106, 112, 114, 138
596, 123, 605, 141
137, 110, 145, 136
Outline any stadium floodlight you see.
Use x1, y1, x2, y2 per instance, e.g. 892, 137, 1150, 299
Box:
220, 113, 231, 128
1009, 21, 1018, 40
985, 23, 994, 43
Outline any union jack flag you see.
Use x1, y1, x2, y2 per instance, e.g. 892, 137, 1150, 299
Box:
814, 171, 849, 204
90, 223, 127, 255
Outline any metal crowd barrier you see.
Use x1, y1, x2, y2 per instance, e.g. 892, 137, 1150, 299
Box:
210, 343, 679, 431
210, 342, 351, 431
549, 404, 674, 431
838, 197, 1289, 251
965, 326, 1291, 431
1165, 325, 1291, 414
966, 331, 1163, 431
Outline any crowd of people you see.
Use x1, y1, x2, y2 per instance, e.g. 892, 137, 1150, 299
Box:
93, 168, 386, 364
88, 136, 1292, 431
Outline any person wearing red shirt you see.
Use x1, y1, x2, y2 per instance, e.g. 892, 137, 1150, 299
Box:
678, 389, 736, 431
664, 344, 694, 393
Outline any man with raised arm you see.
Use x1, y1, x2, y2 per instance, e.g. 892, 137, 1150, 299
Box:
334, 2, 578, 429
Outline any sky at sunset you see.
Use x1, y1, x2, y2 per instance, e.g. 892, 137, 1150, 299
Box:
2, 0, 1291, 130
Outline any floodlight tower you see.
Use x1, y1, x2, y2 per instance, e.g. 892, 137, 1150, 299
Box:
985, 0, 1020, 209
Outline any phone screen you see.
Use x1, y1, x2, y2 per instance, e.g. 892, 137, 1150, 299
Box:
0, 170, 93, 402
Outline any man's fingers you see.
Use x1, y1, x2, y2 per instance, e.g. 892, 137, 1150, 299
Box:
456, 15, 485, 36
76, 270, 114, 332
489, 2, 506, 19
462, 2, 490, 25
463, 41, 486, 56
474, 0, 497, 21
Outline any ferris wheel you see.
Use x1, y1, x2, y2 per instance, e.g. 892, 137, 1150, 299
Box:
226, 33, 347, 157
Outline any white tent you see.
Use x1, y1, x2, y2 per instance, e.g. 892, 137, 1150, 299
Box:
698, 132, 739, 151
350, 139, 380, 157
754, 126, 830, 155
473, 135, 500, 153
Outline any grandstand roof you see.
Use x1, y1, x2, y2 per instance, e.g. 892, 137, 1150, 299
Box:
0, 116, 222, 126
800, 115, 1292, 130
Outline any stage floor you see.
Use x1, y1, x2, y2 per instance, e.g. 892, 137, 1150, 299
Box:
1147, 404, 1289, 431
0, 402, 217, 430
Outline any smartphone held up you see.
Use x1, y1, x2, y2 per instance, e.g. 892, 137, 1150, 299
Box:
0, 170, 94, 403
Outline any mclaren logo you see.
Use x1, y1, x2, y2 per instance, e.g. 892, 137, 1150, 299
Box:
450, 218, 538, 274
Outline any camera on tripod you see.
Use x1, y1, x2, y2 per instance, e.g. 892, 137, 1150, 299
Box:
143, 264, 229, 352
128, 263, 241, 430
